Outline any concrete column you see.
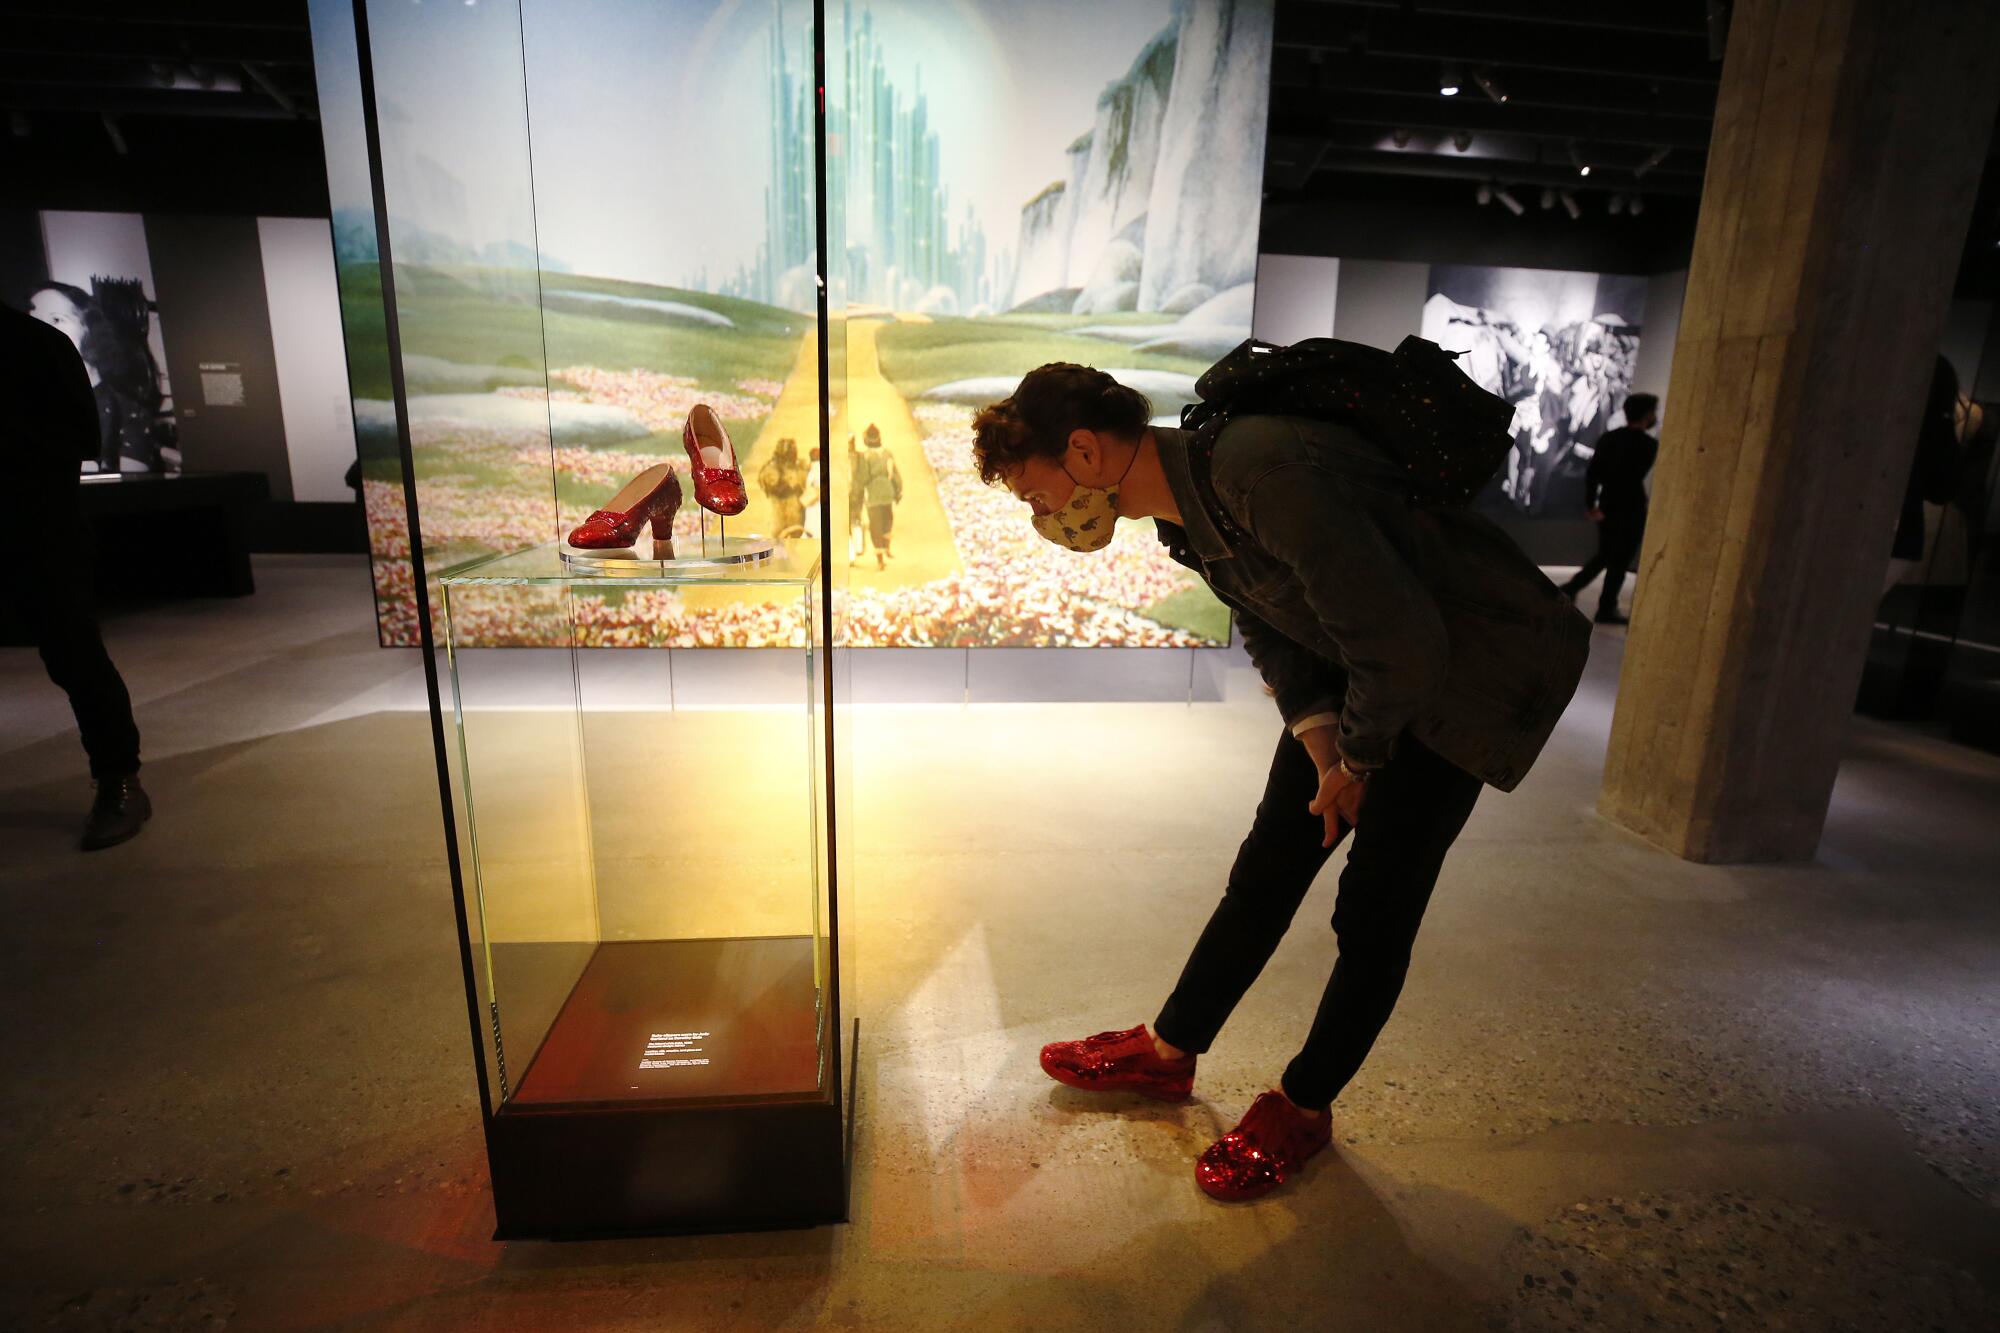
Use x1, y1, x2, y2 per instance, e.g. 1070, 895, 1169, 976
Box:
1600, 0, 2000, 862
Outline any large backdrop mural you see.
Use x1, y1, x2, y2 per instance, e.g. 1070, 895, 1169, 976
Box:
313, 0, 1273, 648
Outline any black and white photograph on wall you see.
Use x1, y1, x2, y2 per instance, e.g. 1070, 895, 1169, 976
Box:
27, 277, 179, 476
1420, 264, 1644, 517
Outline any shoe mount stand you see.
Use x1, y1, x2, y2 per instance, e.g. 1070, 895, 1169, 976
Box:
560, 509, 778, 575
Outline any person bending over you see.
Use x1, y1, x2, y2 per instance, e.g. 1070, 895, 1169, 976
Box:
972, 363, 1587, 1201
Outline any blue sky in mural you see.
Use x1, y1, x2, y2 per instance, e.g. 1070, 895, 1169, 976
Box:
314, 0, 1186, 304
519, 0, 1173, 299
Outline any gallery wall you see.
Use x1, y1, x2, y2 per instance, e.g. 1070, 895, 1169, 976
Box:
3, 205, 361, 544
259, 218, 362, 505
146, 214, 287, 490
1325, 259, 1429, 356
1249, 254, 1339, 344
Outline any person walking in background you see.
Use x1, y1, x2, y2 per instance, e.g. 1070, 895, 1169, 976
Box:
1560, 391, 1659, 626
757, 436, 811, 540
2, 305, 149, 849
855, 422, 903, 570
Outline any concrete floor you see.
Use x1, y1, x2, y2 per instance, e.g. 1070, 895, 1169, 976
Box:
2, 555, 1997, 1331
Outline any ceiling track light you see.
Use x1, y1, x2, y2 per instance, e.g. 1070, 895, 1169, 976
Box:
1391, 126, 1411, 148
1439, 60, 1462, 97
1495, 186, 1525, 217
1630, 194, 1646, 216
1540, 188, 1556, 210
9, 110, 28, 139
1567, 141, 1593, 178
1473, 67, 1509, 104
100, 112, 127, 156
1453, 130, 1473, 153
1634, 145, 1672, 179
1560, 190, 1582, 220
1608, 194, 1625, 215
1476, 182, 1493, 206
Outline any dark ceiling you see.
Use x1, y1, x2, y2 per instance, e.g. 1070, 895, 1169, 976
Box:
0, 0, 327, 215
2, 0, 1726, 262
1, 0, 1994, 289
1262, 0, 2000, 291
1262, 0, 1723, 271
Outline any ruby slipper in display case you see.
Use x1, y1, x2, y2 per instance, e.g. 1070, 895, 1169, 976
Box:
565, 462, 683, 553
683, 403, 749, 517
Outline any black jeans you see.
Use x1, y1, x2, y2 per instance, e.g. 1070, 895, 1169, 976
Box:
1154, 729, 1482, 1109
6, 524, 141, 781
1562, 507, 1646, 616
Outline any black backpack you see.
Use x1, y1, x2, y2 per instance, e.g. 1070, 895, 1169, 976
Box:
1180, 336, 1514, 507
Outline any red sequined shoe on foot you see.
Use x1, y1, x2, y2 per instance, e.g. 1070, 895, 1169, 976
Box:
1039, 1024, 1195, 1102
1195, 1091, 1332, 1201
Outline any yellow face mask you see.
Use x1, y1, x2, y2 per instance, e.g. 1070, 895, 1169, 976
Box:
1030, 438, 1139, 554
1032, 476, 1121, 553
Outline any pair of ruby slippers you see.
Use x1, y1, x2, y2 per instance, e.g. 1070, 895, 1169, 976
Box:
566, 404, 748, 550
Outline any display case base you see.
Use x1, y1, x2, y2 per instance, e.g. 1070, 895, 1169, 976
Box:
489, 1092, 844, 1237
486, 935, 841, 1236
559, 533, 775, 573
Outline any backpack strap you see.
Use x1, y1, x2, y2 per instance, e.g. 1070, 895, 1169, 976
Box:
1183, 414, 1256, 548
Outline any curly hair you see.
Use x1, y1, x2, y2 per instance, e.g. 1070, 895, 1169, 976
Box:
971, 362, 1152, 485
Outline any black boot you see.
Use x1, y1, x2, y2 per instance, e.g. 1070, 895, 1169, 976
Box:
1594, 608, 1630, 626
82, 774, 151, 851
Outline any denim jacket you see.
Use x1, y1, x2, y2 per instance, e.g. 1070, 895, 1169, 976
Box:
1154, 418, 1592, 791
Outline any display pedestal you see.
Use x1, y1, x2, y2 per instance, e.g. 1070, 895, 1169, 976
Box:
559, 531, 776, 574
3, 471, 270, 646
489, 936, 841, 1237
508, 937, 822, 1108
437, 543, 843, 1238
489, 1078, 844, 1238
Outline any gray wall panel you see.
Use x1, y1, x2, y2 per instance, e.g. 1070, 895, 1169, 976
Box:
144, 213, 291, 496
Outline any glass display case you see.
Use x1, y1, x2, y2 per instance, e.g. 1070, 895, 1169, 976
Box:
336, 0, 851, 1236
438, 543, 839, 1233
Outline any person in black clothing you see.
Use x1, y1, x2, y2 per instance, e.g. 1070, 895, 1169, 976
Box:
1561, 392, 1660, 625
1883, 357, 1963, 592
3, 304, 149, 849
